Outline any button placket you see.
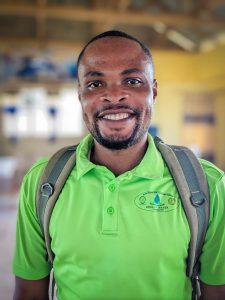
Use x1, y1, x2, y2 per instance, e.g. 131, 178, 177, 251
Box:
102, 182, 118, 235
107, 206, 114, 215
108, 184, 115, 192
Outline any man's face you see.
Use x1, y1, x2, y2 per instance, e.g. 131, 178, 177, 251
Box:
78, 37, 157, 150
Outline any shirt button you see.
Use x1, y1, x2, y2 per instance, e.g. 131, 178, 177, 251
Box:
107, 206, 114, 215
108, 184, 115, 192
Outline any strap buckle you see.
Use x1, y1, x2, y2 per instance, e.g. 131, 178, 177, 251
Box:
41, 182, 54, 197
190, 191, 206, 207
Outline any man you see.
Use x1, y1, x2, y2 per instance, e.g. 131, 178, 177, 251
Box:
13, 31, 225, 300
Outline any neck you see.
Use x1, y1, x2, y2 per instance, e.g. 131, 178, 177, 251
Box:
90, 135, 148, 176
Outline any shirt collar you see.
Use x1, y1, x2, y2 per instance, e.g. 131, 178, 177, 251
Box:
76, 133, 164, 180
76, 134, 96, 179
132, 134, 164, 179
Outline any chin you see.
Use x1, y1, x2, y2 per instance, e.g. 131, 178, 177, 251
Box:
98, 139, 133, 150
91, 120, 148, 150
97, 131, 145, 150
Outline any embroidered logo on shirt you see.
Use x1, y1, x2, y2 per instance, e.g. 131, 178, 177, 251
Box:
135, 191, 179, 212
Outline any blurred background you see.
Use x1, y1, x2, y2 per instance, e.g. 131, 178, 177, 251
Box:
0, 0, 225, 299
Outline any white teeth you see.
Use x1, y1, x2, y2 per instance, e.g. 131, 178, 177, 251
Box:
103, 113, 129, 120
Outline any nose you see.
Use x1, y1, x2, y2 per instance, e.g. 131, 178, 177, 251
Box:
100, 85, 128, 103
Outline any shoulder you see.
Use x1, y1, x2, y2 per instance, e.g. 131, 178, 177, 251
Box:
199, 159, 224, 187
199, 159, 225, 222
20, 157, 50, 210
22, 157, 49, 187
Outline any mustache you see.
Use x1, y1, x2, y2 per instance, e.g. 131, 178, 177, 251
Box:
94, 104, 140, 119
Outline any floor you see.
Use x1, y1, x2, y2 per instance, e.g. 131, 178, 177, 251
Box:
0, 191, 18, 300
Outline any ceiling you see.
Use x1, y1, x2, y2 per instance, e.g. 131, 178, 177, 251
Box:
1, 0, 225, 56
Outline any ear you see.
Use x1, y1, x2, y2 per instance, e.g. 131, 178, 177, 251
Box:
77, 82, 81, 102
153, 79, 158, 102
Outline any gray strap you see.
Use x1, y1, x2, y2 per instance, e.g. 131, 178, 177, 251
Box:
36, 145, 77, 300
36, 145, 77, 264
51, 271, 56, 300
171, 146, 209, 262
154, 136, 210, 280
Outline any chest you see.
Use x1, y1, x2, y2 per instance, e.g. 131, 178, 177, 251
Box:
49, 174, 190, 264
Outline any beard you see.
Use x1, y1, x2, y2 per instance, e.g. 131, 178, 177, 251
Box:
84, 105, 151, 150
92, 120, 143, 150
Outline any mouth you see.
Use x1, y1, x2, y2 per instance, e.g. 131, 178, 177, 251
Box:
93, 108, 139, 141
97, 109, 136, 122
102, 112, 130, 121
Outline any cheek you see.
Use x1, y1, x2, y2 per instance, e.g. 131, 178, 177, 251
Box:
140, 98, 153, 122
80, 89, 99, 107
133, 86, 152, 103
80, 97, 98, 120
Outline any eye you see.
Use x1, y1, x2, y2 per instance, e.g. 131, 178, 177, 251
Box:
125, 78, 143, 86
87, 80, 104, 89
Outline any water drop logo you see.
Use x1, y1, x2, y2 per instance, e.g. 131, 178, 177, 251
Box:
134, 191, 179, 212
154, 194, 160, 205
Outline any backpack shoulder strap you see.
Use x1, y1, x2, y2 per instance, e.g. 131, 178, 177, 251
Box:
154, 136, 210, 298
36, 144, 78, 264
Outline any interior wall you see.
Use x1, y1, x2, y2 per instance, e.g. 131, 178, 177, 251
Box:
215, 93, 225, 170
151, 45, 225, 170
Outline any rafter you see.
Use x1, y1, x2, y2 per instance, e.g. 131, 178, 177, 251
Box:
0, 36, 184, 54
36, 0, 47, 46
208, 0, 225, 8
0, 37, 81, 53
0, 3, 225, 28
117, 0, 130, 12
91, 0, 116, 37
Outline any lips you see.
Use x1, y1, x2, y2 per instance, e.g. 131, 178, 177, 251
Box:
103, 113, 130, 120
97, 109, 136, 121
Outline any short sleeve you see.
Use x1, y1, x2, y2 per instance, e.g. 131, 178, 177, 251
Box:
200, 174, 225, 285
12, 159, 51, 280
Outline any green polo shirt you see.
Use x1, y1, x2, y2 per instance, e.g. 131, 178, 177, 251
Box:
13, 134, 225, 300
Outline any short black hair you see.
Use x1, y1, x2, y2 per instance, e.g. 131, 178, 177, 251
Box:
77, 30, 154, 72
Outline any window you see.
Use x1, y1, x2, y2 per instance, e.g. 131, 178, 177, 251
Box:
2, 88, 84, 140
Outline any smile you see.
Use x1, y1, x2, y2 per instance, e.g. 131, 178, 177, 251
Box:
102, 113, 130, 121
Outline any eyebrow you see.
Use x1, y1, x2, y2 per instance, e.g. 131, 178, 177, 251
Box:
121, 68, 144, 76
84, 71, 103, 78
84, 68, 144, 78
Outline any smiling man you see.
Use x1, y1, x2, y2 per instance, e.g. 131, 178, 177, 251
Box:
77, 34, 157, 175
13, 31, 225, 300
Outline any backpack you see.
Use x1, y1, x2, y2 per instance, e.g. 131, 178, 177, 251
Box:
36, 136, 210, 300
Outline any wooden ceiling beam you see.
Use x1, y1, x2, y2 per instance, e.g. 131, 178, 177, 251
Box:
207, 0, 225, 8
91, 0, 116, 37
0, 37, 81, 53
36, 0, 47, 44
0, 3, 225, 28
0, 36, 183, 54
117, 0, 130, 12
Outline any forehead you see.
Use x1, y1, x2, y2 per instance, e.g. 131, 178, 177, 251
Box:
78, 37, 151, 77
